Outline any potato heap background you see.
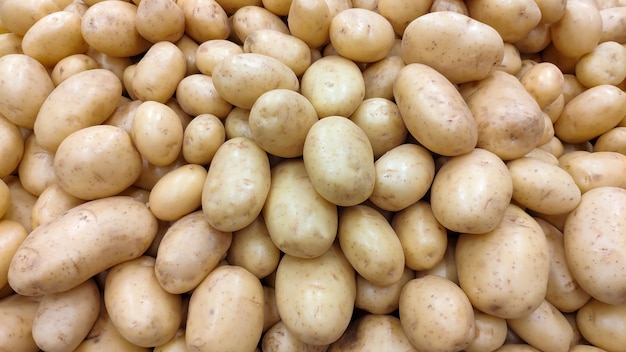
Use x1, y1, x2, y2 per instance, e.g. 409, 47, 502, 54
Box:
0, 0, 626, 351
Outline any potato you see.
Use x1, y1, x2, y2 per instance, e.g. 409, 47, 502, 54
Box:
594, 127, 626, 154
32, 279, 100, 352
262, 286, 280, 332
456, 204, 550, 319
8, 196, 158, 296
378, 0, 432, 36
195, 39, 243, 76
2, 177, 37, 232
328, 314, 418, 352
303, 116, 375, 207
244, 29, 311, 76
494, 345, 541, 352
174, 34, 201, 76
533, 0, 566, 24
577, 299, 626, 351
0, 220, 28, 289
148, 164, 206, 221
153, 329, 187, 352
301, 55, 365, 118
181, 114, 224, 165
81, 1, 151, 57
465, 309, 508, 352
355, 266, 414, 315
227, 215, 280, 279
224, 107, 252, 139
34, 68, 123, 153
348, 98, 407, 159
262, 0, 292, 15
0, 115, 23, 178
287, 0, 331, 48
550, 0, 602, 57
133, 154, 187, 191
394, 63, 477, 156
498, 43, 523, 74
132, 41, 186, 103
17, 134, 55, 197
0, 54, 55, 129
401, 11, 504, 84
263, 159, 337, 258
0, 294, 41, 352
430, 148, 513, 234
275, 244, 356, 345
186, 265, 264, 352
21, 11, 87, 68
262, 321, 329, 352
135, 0, 185, 43
559, 151, 626, 193
514, 23, 552, 55
599, 6, 626, 44
0, 180, 10, 219
0, 0, 61, 36
231, 5, 289, 43
399, 275, 475, 352
520, 62, 564, 109
131, 101, 183, 167
0, 33, 23, 57
468, 0, 541, 42
507, 299, 574, 352
30, 183, 85, 229
175, 74, 233, 118
416, 239, 458, 283
575, 41, 626, 87
50, 54, 99, 86
202, 137, 271, 232
361, 56, 405, 100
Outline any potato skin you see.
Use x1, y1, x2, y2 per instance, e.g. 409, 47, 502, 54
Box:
0, 294, 41, 352
327, 314, 418, 352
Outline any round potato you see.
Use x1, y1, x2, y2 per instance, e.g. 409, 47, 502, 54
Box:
148, 164, 206, 221
50, 54, 99, 86
135, 0, 185, 43
132, 41, 186, 103
227, 215, 280, 279
361, 56, 406, 100
287, 0, 331, 48
175, 74, 233, 118
520, 62, 564, 109
378, 0, 432, 36
131, 101, 184, 167
195, 39, 243, 76
576, 299, 626, 351
328, 314, 418, 352
355, 266, 415, 315
575, 41, 626, 88
534, 0, 566, 24
348, 98, 407, 159
514, 24, 552, 55
550, 0, 602, 58
224, 107, 252, 140
182, 114, 225, 165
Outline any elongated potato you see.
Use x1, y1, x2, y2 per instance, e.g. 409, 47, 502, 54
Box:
244, 29, 311, 76
0, 220, 28, 289
558, 151, 626, 193
132, 41, 186, 103
8, 196, 158, 296
148, 164, 206, 221
507, 299, 574, 352
287, 0, 331, 48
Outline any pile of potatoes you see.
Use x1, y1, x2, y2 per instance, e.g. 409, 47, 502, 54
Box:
1, 0, 626, 351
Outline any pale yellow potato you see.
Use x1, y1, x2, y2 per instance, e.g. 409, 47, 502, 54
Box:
195, 39, 243, 76
34, 68, 123, 153
175, 74, 233, 118
338, 205, 404, 286
399, 275, 475, 352
594, 126, 626, 154
54, 125, 142, 200
430, 0, 469, 14
378, 0, 432, 36
561, 73, 587, 104
303, 116, 375, 207
262, 286, 280, 332
514, 59, 538, 80
275, 244, 356, 345
132, 41, 186, 103
394, 63, 477, 156
50, 54, 99, 86
2, 177, 38, 232
507, 299, 574, 352
540, 42, 580, 74
0, 180, 9, 219
148, 164, 206, 221
244, 29, 311, 76
391, 201, 447, 271
8, 196, 157, 296
202, 137, 270, 232
81, 1, 150, 57
131, 101, 183, 166
514, 23, 552, 55
575, 41, 626, 87
175, 34, 201, 76
555, 84, 626, 143
542, 93, 565, 123
17, 134, 55, 195
534, 0, 566, 24
498, 43, 523, 75
136, 0, 185, 43
564, 186, 626, 304
493, 345, 541, 352
520, 62, 564, 108
361, 56, 405, 101
249, 89, 318, 158
470, 0, 541, 42
465, 309, 508, 352
430, 148, 513, 234
0, 0, 61, 36
263, 159, 337, 258
301, 55, 364, 118
456, 204, 550, 319
32, 279, 100, 352
550, 0, 602, 57
215, 0, 263, 14
232, 5, 289, 43
262, 321, 329, 352
180, 0, 230, 42
63, 1, 89, 16
401, 11, 504, 84
413, 237, 458, 284
0, 294, 40, 352
287, 0, 331, 48
153, 329, 187, 352
224, 107, 252, 139
0, 33, 23, 56
182, 114, 225, 165
186, 265, 264, 352
524, 147, 559, 165
212, 53, 299, 110
227, 215, 280, 279
568, 346, 609, 352
262, 0, 292, 15
577, 299, 626, 351
557, 150, 626, 193
122, 64, 138, 100
328, 314, 418, 352
0, 220, 28, 289
103, 98, 140, 134
355, 266, 414, 315
0, 54, 55, 129
349, 98, 407, 159
599, 6, 626, 44
30, 183, 84, 230
0, 115, 23, 178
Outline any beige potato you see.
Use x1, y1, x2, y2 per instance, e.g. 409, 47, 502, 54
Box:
328, 314, 418, 352
430, 0, 469, 14
399, 275, 475, 352
155, 210, 232, 294
7, 196, 158, 296
34, 68, 123, 153
507, 299, 574, 352
514, 23, 552, 55
493, 344, 541, 351
0, 33, 23, 57
430, 148, 513, 234
378, 0, 433, 36
32, 279, 100, 352
175, 74, 233, 118
30, 183, 85, 229
103, 98, 141, 134
186, 265, 264, 352
195, 39, 243, 76
498, 43, 523, 75
131, 101, 184, 166
275, 244, 356, 345
223, 107, 252, 140
261, 0, 292, 15
467, 0, 541, 42
202, 137, 271, 232
303, 116, 375, 207
559, 151, 626, 193
542, 93, 565, 123
577, 299, 626, 351
135, 0, 185, 43
0, 0, 61, 36
355, 266, 414, 315
0, 54, 55, 129
287, 0, 331, 48
132, 41, 186, 103
575, 41, 626, 87
244, 29, 311, 76
148, 164, 206, 221
175, 34, 201, 76
520, 62, 564, 108
81, 1, 151, 57
263, 159, 337, 258
456, 204, 550, 319
0, 220, 28, 289
2, 177, 38, 232
401, 11, 504, 84
50, 54, 99, 86
17, 134, 55, 197
0, 180, 10, 219
599, 6, 626, 44
301, 55, 365, 118
361, 56, 405, 100
534, 0, 566, 24
349, 98, 407, 159
465, 309, 508, 352
594, 126, 626, 154
0, 115, 23, 178
564, 186, 626, 304
153, 329, 187, 352
0, 294, 41, 352
227, 215, 280, 279
231, 5, 289, 43
262, 321, 328, 352
394, 63, 477, 156
262, 286, 280, 332
550, 0, 602, 57
21, 11, 87, 68
182, 114, 225, 165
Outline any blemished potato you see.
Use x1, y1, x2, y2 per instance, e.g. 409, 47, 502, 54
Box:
507, 299, 574, 352
456, 204, 550, 319
175, 74, 233, 118
244, 29, 311, 77
17, 134, 55, 196
7, 196, 158, 296
394, 63, 477, 156
31, 279, 100, 352
155, 210, 231, 295
559, 151, 626, 193
135, 0, 185, 43
227, 215, 280, 279
0, 220, 28, 289
399, 275, 475, 352
186, 265, 264, 352
131, 101, 184, 167
355, 266, 415, 315
132, 41, 186, 103
287, 0, 331, 48
50, 54, 99, 86
34, 68, 123, 153
550, 0, 602, 58
467, 0, 541, 43
303, 116, 375, 207
576, 299, 626, 351
361, 56, 406, 101
0, 294, 41, 352
263, 159, 337, 258
349, 98, 408, 159
275, 244, 356, 346
262, 321, 329, 352
377, 0, 432, 36
575, 41, 626, 87
328, 314, 418, 352
30, 183, 85, 229
464, 309, 508, 352
0, 115, 24, 178
148, 164, 206, 221
401, 11, 504, 84
430, 148, 513, 234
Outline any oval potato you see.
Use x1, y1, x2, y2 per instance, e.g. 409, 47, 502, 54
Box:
148, 164, 206, 221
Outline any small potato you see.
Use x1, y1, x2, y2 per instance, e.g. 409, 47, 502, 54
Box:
394, 63, 477, 156
550, 0, 602, 57
0, 0, 61, 36
467, 0, 541, 42
30, 183, 85, 229
0, 220, 28, 289
507, 299, 574, 352
355, 266, 415, 315
195, 39, 243, 76
401, 11, 504, 84
361, 56, 405, 100
577, 299, 626, 351
224, 107, 252, 140
175, 74, 233, 118
0, 115, 24, 178
232, 5, 289, 43
542, 93, 565, 123
498, 43, 523, 75
0, 180, 10, 219
349, 98, 407, 159
0, 294, 41, 352
513, 23, 552, 55
153, 329, 187, 352
465, 309, 508, 352
301, 55, 365, 118
32, 279, 100, 352
599, 6, 626, 44
175, 34, 201, 76
262, 286, 280, 332
155, 211, 232, 294
262, 321, 329, 352
148, 164, 206, 221
104, 98, 142, 134
399, 275, 475, 352
261, 0, 292, 15
534, 0, 566, 24
0, 33, 23, 57
3, 177, 38, 232
50, 54, 99, 86
328, 314, 418, 352
287, 0, 331, 48
430, 148, 513, 234
575, 41, 626, 87
132, 41, 187, 103
131, 101, 184, 167
81, 1, 151, 57
182, 114, 225, 165
378, 0, 432, 36
17, 134, 55, 197
303, 116, 375, 207
594, 126, 626, 154
186, 265, 264, 352
520, 62, 564, 108
244, 29, 311, 76
180, 0, 230, 48
227, 215, 280, 279
135, 0, 185, 43
263, 160, 337, 258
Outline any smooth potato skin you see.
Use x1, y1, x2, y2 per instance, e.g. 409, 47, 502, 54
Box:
0, 294, 40, 352
327, 314, 418, 352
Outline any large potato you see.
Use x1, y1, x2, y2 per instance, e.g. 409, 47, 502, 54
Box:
550, 0, 602, 58
467, 0, 541, 42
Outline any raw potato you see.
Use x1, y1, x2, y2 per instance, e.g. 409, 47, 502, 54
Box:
31, 184, 84, 230
534, 0, 566, 24
327, 314, 418, 352
519, 62, 565, 109
287, 0, 331, 48
558, 151, 626, 193
182, 114, 225, 164
467, 0, 541, 42
0, 0, 62, 36
378, 0, 433, 36
132, 41, 187, 103
131, 101, 184, 167
599, 6, 626, 44
262, 321, 329, 352
507, 299, 574, 352
195, 39, 243, 76
361, 56, 405, 100
0, 115, 24, 178
231, 5, 289, 43
550, 0, 602, 58
576, 299, 626, 351
135, 0, 185, 43
17, 135, 54, 197
50, 54, 99, 86
227, 216, 280, 279
575, 41, 626, 87
0, 180, 11, 219
595, 127, 626, 154
7, 196, 158, 296
0, 294, 41, 352
244, 29, 311, 76
175, 74, 233, 118
180, 0, 229, 43
0, 220, 28, 289
355, 266, 414, 315
348, 98, 408, 158
465, 309, 508, 352
148, 164, 206, 221
3, 177, 38, 232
